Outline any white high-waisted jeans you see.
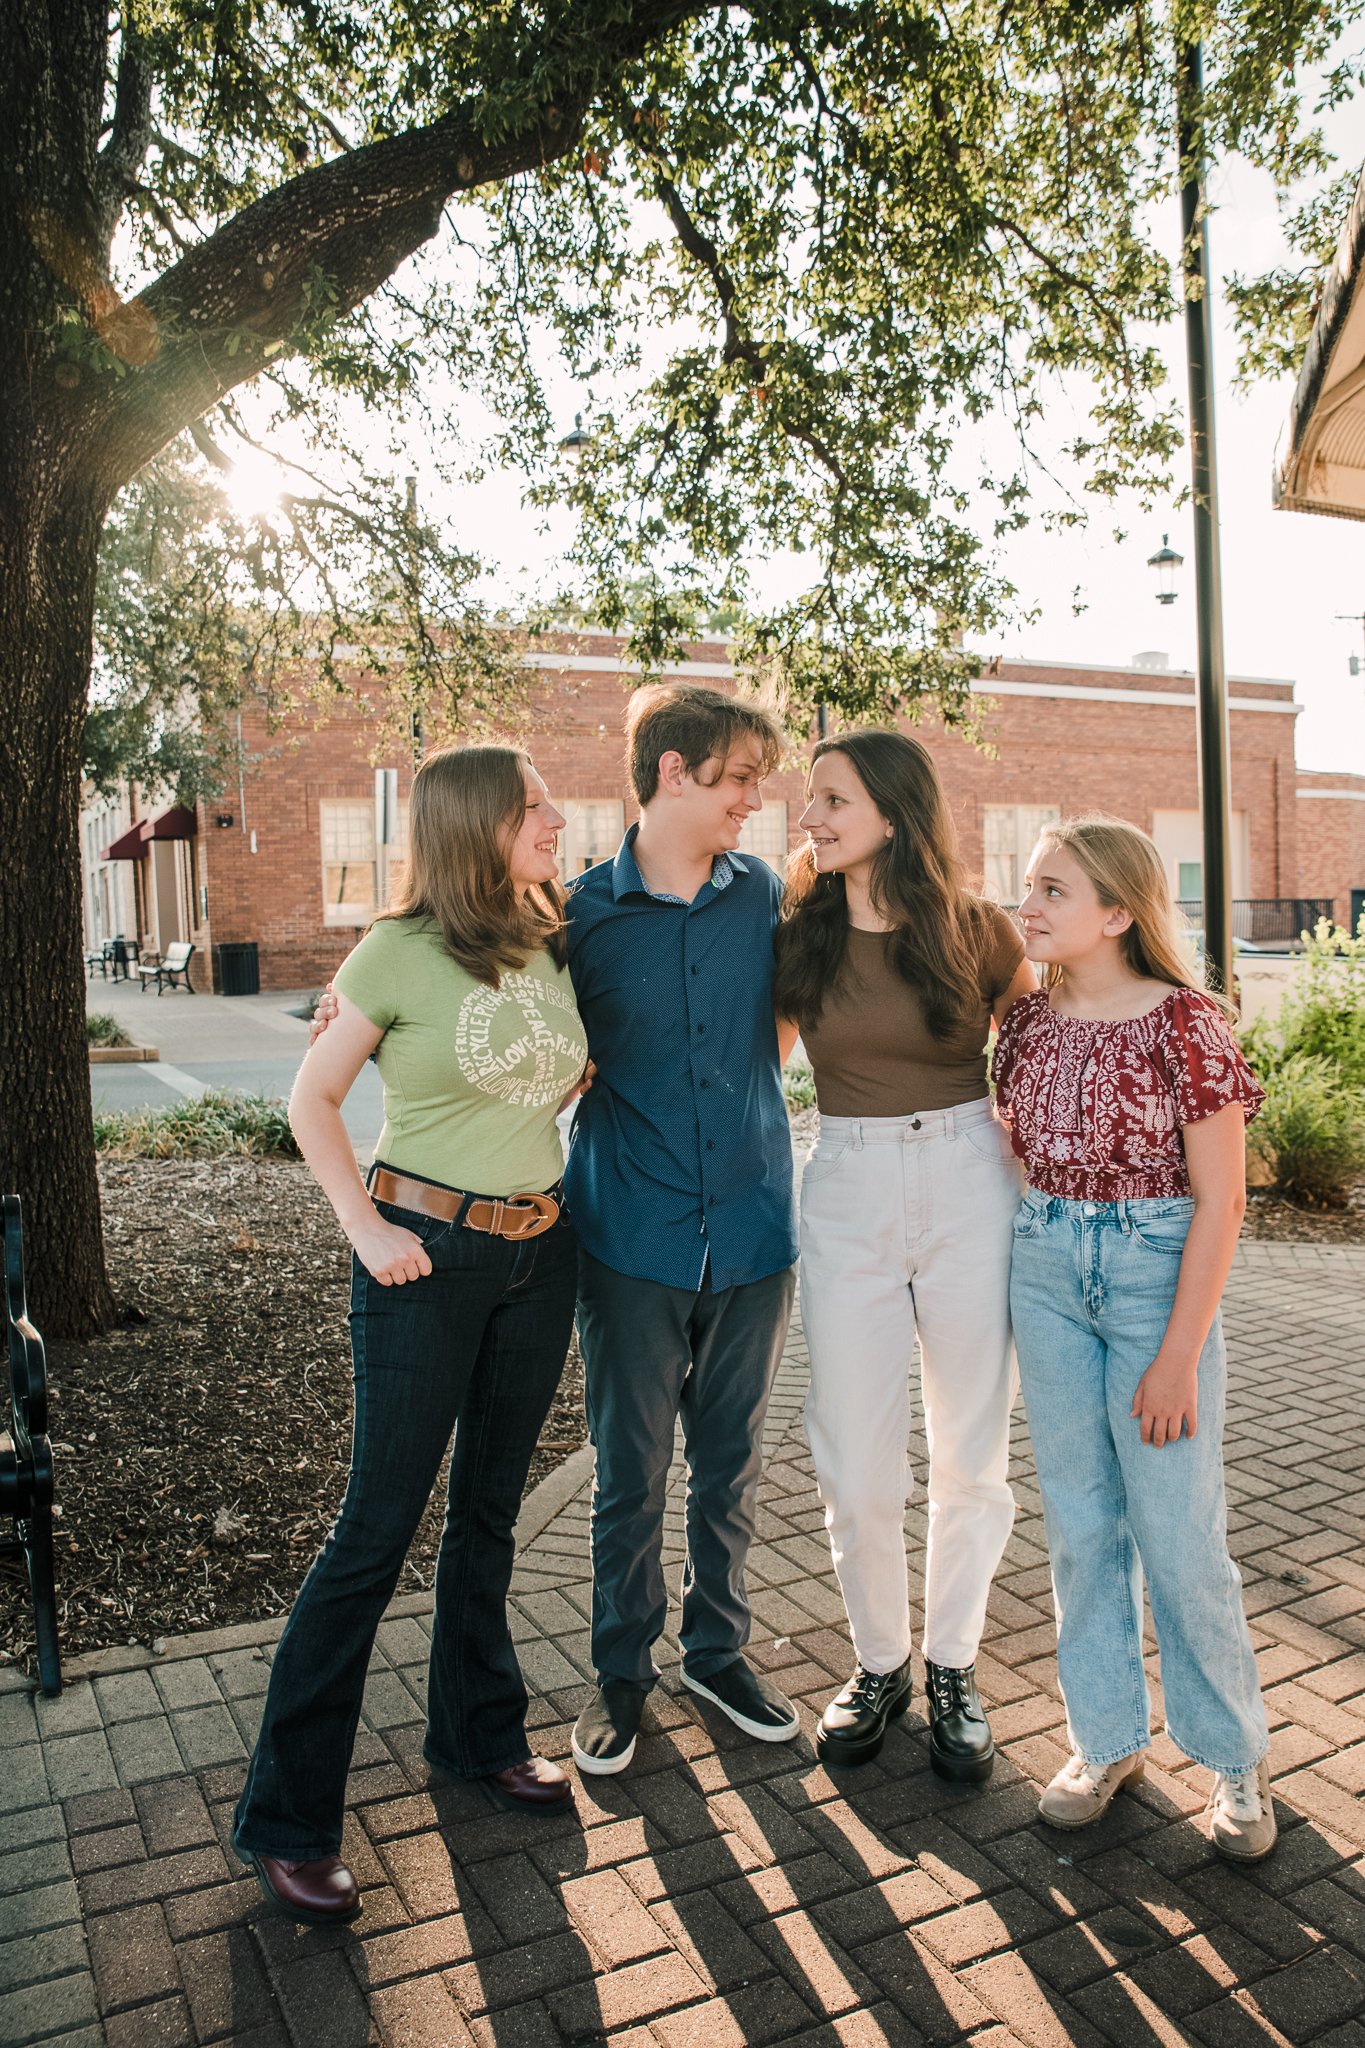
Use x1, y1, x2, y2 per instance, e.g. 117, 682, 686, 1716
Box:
801, 1099, 1022, 1673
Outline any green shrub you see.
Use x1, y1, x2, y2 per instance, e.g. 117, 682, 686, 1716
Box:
86, 1013, 132, 1049
783, 1058, 817, 1114
94, 1090, 300, 1160
1245, 916, 1365, 1091
1247, 1054, 1365, 1208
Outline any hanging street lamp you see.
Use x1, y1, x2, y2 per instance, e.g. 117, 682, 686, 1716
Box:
557, 413, 592, 467
1147, 534, 1184, 607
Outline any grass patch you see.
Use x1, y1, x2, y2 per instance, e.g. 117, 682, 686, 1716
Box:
783, 1057, 817, 1114
94, 1089, 300, 1160
86, 1013, 133, 1049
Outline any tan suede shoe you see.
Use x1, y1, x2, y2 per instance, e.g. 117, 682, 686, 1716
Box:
1208, 1757, 1278, 1862
1038, 1750, 1147, 1829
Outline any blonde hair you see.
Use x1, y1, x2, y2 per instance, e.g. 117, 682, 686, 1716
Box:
1033, 814, 1235, 1018
378, 745, 567, 985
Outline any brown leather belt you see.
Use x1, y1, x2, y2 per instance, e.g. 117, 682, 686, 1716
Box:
370, 1167, 560, 1240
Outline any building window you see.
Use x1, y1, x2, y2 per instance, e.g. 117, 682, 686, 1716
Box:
982, 805, 1061, 904
738, 802, 790, 864
558, 800, 625, 879
379, 797, 411, 907
1152, 810, 1251, 903
321, 800, 378, 927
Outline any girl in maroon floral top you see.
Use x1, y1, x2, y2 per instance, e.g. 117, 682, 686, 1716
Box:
993, 816, 1275, 1862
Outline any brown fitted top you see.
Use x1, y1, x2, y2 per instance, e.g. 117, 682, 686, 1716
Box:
801, 907, 1025, 1116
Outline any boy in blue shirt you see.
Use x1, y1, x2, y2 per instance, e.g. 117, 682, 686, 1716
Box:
566, 682, 800, 1772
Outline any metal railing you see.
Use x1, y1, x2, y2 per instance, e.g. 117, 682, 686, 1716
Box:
1174, 898, 1334, 947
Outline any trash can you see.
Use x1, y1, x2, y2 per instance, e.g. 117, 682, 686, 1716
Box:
214, 941, 260, 996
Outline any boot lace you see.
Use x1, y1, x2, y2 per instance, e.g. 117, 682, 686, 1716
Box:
927, 1664, 973, 1716
1058, 1754, 1112, 1797
1212, 1769, 1263, 1822
849, 1665, 902, 1710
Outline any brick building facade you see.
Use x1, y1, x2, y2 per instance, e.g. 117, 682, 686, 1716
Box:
82, 638, 1359, 990
1295, 769, 1365, 930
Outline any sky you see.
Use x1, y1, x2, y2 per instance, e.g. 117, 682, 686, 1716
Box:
986, 147, 1365, 779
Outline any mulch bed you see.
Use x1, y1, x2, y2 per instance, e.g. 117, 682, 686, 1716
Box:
0, 1160, 585, 1677
3, 1145, 1360, 1679
1241, 1186, 1365, 1243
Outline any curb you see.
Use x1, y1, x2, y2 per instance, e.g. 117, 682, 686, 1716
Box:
53, 1439, 596, 1687
89, 1046, 160, 1063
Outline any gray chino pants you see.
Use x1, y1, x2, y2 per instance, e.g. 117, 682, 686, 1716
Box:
577, 1249, 795, 1685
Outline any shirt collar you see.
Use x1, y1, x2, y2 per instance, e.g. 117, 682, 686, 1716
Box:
611, 822, 748, 903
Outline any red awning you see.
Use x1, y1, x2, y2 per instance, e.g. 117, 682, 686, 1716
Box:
101, 821, 149, 861
146, 804, 197, 840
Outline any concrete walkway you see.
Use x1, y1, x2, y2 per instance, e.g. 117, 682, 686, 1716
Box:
4, 1242, 1365, 2046
85, 979, 382, 1152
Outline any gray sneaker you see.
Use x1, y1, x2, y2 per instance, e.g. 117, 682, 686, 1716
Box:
571, 1681, 648, 1776
1208, 1757, 1278, 1862
681, 1657, 800, 1742
1038, 1750, 1147, 1829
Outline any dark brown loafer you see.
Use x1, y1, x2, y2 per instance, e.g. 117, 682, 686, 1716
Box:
487, 1757, 573, 1807
242, 1850, 361, 1926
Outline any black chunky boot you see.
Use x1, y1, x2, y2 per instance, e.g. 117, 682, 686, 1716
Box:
815, 1658, 913, 1766
924, 1660, 994, 1783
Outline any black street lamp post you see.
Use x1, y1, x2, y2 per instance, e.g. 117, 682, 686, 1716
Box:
1177, 40, 1235, 1003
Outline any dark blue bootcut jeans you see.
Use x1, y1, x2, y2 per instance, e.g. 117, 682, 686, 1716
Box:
234, 1192, 577, 1862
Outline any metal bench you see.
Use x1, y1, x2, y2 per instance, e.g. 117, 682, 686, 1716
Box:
137, 940, 196, 994
1, 1197, 61, 1695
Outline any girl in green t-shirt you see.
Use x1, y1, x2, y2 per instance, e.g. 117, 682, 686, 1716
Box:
234, 746, 590, 1926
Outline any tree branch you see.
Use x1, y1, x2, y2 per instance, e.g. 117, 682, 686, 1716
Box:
57, 1, 708, 495
649, 157, 852, 495
96, 26, 155, 248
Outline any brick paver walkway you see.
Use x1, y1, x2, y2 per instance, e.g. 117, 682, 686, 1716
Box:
4, 1242, 1365, 2047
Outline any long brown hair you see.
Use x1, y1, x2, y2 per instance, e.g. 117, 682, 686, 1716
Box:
377, 744, 567, 985
773, 729, 996, 1037
1034, 815, 1234, 1017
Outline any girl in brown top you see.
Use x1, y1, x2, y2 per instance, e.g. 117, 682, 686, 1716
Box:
774, 731, 1035, 1780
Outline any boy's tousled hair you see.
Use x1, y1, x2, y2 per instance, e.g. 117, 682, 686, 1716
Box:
1034, 813, 1234, 1017
623, 680, 786, 804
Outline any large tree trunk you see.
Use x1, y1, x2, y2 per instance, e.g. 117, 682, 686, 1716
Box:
0, 476, 114, 1336
0, 0, 699, 1335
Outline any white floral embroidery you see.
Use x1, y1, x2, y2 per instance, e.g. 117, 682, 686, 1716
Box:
995, 988, 1263, 1200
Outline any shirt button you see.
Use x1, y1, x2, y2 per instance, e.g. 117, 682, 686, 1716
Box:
706, 1139, 714, 1151
700, 1079, 709, 1089
708, 1196, 716, 1208
697, 1023, 706, 1035
691, 964, 698, 975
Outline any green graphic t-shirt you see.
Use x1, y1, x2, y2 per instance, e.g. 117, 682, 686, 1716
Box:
334, 917, 588, 1195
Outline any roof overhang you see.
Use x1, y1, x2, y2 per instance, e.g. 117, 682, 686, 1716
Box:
146, 804, 197, 840
101, 821, 149, 861
1276, 163, 1365, 521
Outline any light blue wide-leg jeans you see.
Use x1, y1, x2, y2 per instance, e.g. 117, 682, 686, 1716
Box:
1010, 1190, 1267, 1776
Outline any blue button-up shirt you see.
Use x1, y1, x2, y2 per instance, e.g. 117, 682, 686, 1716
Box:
564, 827, 797, 1291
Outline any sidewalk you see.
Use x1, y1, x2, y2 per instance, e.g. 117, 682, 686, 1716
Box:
84, 979, 382, 1153
4, 1242, 1365, 2047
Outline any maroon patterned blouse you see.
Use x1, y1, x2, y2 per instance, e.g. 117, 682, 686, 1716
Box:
992, 986, 1264, 1201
